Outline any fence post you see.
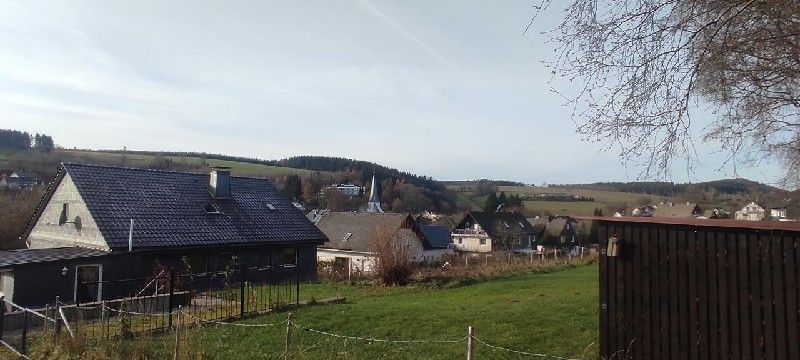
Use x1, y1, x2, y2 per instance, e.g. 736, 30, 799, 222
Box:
283, 312, 293, 360
173, 305, 182, 360
466, 326, 474, 360
20, 309, 28, 356
295, 266, 301, 305
54, 296, 61, 344
0, 296, 5, 341
168, 268, 175, 328
239, 266, 246, 317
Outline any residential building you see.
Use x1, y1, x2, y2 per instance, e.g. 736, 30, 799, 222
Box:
3, 163, 326, 307
631, 205, 657, 217
653, 203, 703, 218
770, 207, 787, 220
735, 202, 765, 221
0, 171, 38, 190
313, 212, 452, 274
451, 212, 536, 253
324, 184, 364, 198
527, 216, 579, 248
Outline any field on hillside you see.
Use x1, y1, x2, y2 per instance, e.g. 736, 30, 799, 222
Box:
448, 184, 673, 216
23, 266, 598, 360
500, 186, 672, 216
0, 149, 326, 179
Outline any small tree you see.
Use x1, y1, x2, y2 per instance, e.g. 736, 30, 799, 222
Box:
368, 219, 415, 286
484, 193, 498, 211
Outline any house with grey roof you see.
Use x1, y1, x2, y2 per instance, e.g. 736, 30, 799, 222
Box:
0, 163, 326, 307
313, 212, 452, 275
452, 211, 537, 253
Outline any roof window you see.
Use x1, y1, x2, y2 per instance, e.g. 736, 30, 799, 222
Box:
205, 203, 222, 214
344, 233, 352, 241
266, 203, 277, 211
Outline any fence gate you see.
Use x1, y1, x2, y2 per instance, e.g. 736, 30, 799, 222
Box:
598, 219, 800, 359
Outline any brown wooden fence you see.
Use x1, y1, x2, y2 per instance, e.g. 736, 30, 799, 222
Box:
592, 217, 800, 359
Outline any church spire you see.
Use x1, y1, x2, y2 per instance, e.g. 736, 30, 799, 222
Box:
367, 174, 384, 213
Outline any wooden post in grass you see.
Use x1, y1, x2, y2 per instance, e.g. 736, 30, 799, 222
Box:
283, 312, 293, 360
173, 305, 182, 360
466, 326, 474, 360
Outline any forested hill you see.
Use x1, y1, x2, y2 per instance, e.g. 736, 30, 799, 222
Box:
278, 156, 445, 192
552, 178, 784, 196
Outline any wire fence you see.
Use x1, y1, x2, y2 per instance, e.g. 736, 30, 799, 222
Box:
1, 298, 594, 360
0, 298, 57, 359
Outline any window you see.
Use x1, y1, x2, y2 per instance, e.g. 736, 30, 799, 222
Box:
59, 203, 68, 225
458, 239, 463, 244
278, 248, 296, 266
266, 203, 277, 210
74, 265, 102, 303
479, 239, 486, 246
343, 233, 353, 241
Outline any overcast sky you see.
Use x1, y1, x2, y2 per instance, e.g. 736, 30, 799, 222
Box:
0, 0, 784, 184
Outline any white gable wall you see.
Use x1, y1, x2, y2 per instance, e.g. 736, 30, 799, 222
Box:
27, 173, 109, 250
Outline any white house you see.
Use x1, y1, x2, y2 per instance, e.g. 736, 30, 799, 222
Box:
735, 202, 765, 221
313, 212, 452, 276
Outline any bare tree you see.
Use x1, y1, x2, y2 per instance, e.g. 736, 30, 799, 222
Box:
537, 1, 800, 186
368, 219, 416, 286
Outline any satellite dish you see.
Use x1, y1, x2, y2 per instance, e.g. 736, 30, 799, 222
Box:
73, 216, 82, 232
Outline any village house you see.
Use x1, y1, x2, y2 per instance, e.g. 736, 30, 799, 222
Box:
630, 205, 657, 217
528, 216, 579, 249
770, 206, 787, 220
451, 211, 537, 253
0, 171, 39, 190
0, 163, 326, 307
735, 201, 765, 221
653, 202, 703, 218
313, 212, 452, 275
323, 183, 364, 198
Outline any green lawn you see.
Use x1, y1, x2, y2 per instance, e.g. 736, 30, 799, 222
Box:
165, 265, 599, 359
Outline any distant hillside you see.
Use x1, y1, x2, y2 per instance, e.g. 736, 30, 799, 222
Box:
0, 148, 462, 213
552, 178, 784, 197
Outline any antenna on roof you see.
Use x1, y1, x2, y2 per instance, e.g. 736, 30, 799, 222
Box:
128, 218, 134, 252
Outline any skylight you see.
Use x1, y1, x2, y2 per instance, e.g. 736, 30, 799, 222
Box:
266, 203, 276, 210
343, 233, 352, 241
205, 203, 222, 214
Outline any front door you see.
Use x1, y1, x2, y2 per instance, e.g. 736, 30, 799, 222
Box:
75, 265, 102, 303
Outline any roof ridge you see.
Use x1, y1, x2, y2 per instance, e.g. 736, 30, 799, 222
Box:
62, 162, 276, 181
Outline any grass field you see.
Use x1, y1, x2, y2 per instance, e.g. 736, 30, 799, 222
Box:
143, 265, 599, 359
449, 184, 670, 216
0, 149, 326, 179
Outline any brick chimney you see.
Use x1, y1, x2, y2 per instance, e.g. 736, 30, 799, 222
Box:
209, 168, 231, 198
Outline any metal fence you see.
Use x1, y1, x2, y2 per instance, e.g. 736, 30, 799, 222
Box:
0, 299, 57, 358
0, 264, 300, 356
65, 264, 300, 344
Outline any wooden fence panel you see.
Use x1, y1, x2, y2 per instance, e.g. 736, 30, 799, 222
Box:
599, 221, 800, 359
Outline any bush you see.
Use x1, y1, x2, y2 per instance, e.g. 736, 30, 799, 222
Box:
368, 219, 416, 286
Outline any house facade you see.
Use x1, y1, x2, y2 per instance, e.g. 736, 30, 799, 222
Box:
313, 212, 451, 275
653, 203, 703, 218
4, 163, 327, 307
735, 201, 765, 221
452, 212, 536, 253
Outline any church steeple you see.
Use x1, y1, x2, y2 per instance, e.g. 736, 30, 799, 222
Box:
367, 174, 384, 213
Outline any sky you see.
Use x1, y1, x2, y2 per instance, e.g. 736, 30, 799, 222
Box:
0, 0, 785, 185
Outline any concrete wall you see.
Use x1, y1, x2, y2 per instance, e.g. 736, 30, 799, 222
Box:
27, 173, 109, 250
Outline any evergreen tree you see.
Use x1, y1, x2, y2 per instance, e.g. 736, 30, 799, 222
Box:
484, 192, 498, 211
282, 174, 302, 200
497, 192, 508, 208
